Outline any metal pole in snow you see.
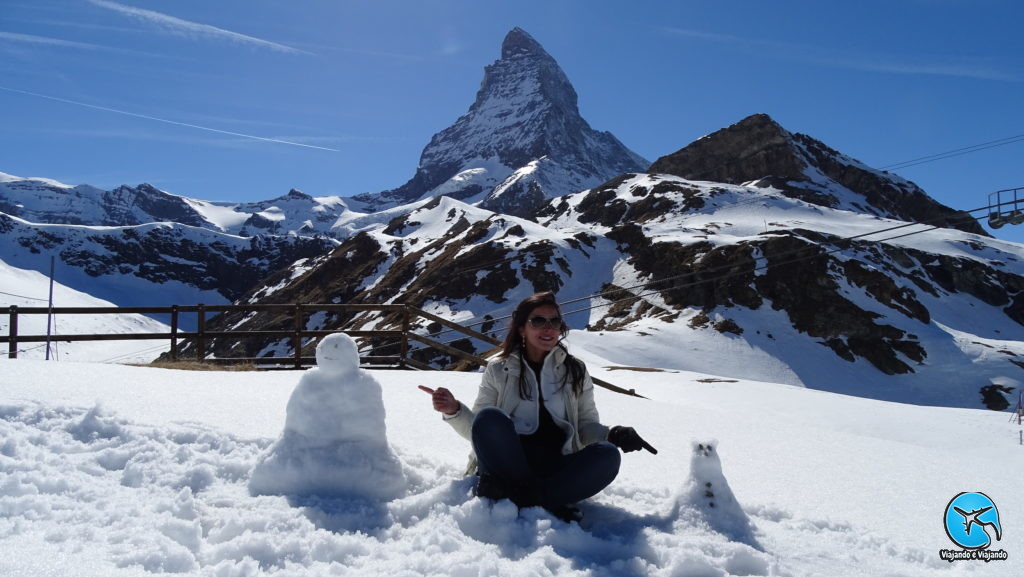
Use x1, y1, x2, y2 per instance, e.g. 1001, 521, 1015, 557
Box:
45, 256, 55, 360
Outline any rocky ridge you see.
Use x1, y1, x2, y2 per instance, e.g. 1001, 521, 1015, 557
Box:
0, 173, 350, 238
0, 211, 335, 309
648, 114, 985, 236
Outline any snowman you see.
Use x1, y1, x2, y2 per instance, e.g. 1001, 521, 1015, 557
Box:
249, 333, 407, 500
681, 441, 757, 545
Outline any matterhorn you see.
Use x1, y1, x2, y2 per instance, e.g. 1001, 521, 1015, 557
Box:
352, 27, 648, 217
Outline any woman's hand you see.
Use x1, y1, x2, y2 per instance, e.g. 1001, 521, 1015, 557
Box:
418, 385, 460, 416
608, 425, 658, 454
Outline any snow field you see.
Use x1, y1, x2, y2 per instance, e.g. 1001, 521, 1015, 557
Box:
1, 356, 1020, 576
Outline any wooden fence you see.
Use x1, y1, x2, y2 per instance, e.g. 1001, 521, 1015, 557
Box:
2, 303, 645, 397
2, 303, 499, 370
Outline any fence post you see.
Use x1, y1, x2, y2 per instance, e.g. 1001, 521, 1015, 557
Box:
196, 304, 206, 362
7, 305, 17, 359
400, 306, 410, 368
45, 255, 55, 361
170, 305, 179, 361
293, 303, 303, 369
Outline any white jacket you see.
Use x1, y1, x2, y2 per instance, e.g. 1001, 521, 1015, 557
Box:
444, 346, 609, 470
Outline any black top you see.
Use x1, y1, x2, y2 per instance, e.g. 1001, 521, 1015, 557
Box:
520, 357, 566, 476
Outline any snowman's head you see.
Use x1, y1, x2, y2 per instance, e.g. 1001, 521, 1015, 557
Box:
315, 333, 360, 375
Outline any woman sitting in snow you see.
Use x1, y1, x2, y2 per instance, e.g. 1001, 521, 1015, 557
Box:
420, 291, 656, 521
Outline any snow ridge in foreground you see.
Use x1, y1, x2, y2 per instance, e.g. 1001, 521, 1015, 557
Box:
0, 360, 1018, 577
0, 402, 779, 577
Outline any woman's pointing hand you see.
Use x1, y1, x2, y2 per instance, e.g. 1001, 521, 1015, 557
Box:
418, 385, 460, 416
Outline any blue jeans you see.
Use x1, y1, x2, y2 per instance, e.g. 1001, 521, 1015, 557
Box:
471, 407, 620, 507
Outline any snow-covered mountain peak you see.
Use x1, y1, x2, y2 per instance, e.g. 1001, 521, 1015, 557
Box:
648, 113, 986, 236
0, 171, 74, 188
474, 26, 580, 134
353, 28, 648, 217
0, 174, 194, 227
0, 173, 351, 238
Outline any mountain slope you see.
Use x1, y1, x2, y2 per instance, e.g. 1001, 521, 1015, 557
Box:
647, 113, 985, 236
351, 28, 648, 217
177, 194, 613, 363
0, 212, 336, 314
0, 172, 350, 238
0, 257, 170, 363
0, 173, 344, 314
543, 172, 1024, 409
0, 172, 207, 228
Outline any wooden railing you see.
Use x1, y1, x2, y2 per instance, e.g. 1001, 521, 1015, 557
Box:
2, 303, 500, 370
1, 303, 645, 397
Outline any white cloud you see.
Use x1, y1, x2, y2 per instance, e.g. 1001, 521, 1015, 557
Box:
87, 0, 311, 55
0, 31, 104, 50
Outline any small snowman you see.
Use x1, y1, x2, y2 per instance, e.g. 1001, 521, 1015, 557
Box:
681, 441, 757, 545
249, 333, 407, 500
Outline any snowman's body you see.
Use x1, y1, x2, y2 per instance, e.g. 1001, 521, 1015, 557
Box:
249, 333, 407, 500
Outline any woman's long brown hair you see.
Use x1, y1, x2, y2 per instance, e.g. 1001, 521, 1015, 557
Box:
498, 291, 585, 399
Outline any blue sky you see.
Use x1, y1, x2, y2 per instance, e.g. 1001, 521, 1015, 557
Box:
2, 0, 1023, 242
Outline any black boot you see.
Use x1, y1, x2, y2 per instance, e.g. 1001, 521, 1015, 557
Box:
508, 482, 544, 509
474, 473, 509, 501
543, 503, 583, 523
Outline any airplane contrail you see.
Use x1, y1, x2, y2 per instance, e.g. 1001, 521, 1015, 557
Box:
0, 31, 106, 51
0, 85, 340, 152
87, 0, 311, 55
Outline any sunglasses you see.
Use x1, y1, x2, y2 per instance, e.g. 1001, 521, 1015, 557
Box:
527, 315, 564, 330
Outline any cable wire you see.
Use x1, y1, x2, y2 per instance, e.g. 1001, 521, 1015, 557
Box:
882, 134, 1024, 171
0, 290, 49, 302
98, 343, 171, 364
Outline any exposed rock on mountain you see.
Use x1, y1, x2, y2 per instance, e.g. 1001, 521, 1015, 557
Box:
0, 173, 350, 238
0, 212, 335, 307
230, 189, 349, 237
179, 196, 583, 364
0, 174, 207, 228
0, 174, 346, 307
351, 28, 648, 217
647, 114, 986, 236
